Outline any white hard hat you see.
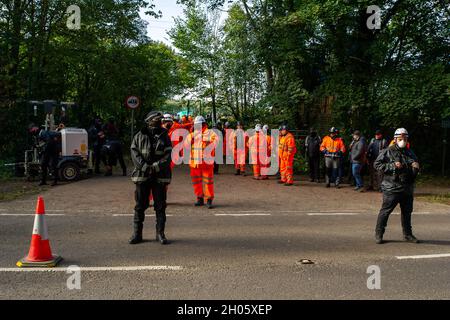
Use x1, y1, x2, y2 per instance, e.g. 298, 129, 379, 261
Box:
194, 116, 206, 125
163, 114, 174, 122
394, 128, 409, 138
263, 125, 269, 131
255, 124, 262, 131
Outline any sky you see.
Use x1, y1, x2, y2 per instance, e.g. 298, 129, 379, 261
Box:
140, 0, 185, 46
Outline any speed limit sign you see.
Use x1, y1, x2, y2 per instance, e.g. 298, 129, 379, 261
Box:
126, 96, 140, 109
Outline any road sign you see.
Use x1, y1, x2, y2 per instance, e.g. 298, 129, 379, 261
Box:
126, 96, 140, 110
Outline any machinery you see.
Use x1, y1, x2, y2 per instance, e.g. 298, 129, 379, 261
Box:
6, 100, 92, 182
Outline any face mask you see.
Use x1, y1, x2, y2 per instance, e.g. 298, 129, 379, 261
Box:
397, 140, 407, 149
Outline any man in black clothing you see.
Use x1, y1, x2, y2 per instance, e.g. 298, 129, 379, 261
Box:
38, 129, 60, 186
305, 128, 321, 182
129, 111, 173, 245
367, 130, 388, 191
374, 128, 420, 244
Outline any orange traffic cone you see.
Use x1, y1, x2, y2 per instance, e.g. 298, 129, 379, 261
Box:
17, 196, 62, 268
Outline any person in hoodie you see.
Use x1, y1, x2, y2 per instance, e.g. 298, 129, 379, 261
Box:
350, 130, 367, 192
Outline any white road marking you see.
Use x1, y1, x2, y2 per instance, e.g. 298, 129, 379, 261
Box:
307, 213, 360, 216
0, 266, 183, 272
396, 253, 450, 260
0, 214, 65, 217
215, 213, 272, 216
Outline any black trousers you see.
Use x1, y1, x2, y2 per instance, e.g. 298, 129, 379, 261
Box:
308, 156, 320, 180
134, 179, 167, 232
40, 151, 58, 183
376, 191, 414, 236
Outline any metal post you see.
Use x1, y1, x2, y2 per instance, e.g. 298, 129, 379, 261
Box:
131, 109, 135, 140
443, 127, 447, 177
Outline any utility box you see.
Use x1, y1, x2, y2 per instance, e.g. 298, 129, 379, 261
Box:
60, 128, 89, 157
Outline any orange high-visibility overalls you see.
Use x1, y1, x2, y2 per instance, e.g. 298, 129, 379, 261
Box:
279, 132, 297, 184
185, 127, 218, 201
249, 132, 272, 179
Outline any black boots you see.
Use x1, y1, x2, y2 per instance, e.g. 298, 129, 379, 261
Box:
207, 199, 213, 209
156, 230, 168, 245
404, 234, 420, 243
375, 231, 384, 244
195, 198, 205, 207
235, 170, 241, 176
129, 223, 143, 245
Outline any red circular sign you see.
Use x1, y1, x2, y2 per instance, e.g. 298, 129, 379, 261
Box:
126, 96, 140, 109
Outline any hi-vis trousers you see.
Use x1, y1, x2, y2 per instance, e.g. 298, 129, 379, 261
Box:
190, 166, 215, 200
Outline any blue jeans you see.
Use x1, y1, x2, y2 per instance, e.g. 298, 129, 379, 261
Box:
352, 163, 363, 188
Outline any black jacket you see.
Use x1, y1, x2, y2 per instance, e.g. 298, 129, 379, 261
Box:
131, 127, 172, 184
374, 145, 419, 194
367, 138, 388, 161
305, 135, 321, 158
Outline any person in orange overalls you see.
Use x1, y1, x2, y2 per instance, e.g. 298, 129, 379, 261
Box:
184, 116, 218, 209
278, 125, 297, 186
232, 122, 249, 176
249, 124, 272, 180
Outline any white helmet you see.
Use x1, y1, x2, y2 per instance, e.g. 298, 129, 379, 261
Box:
263, 125, 269, 132
163, 114, 174, 123
255, 124, 262, 132
394, 128, 409, 138
194, 116, 206, 125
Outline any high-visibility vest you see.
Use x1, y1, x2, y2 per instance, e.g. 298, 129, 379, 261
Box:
186, 127, 218, 168
320, 136, 346, 156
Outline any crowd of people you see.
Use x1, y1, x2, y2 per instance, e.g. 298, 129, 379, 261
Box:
128, 111, 422, 247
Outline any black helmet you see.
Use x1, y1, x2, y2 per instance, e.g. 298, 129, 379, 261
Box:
280, 125, 289, 131
145, 111, 163, 127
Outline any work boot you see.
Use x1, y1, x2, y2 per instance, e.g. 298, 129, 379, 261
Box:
326, 183, 331, 188
156, 230, 168, 245
39, 181, 48, 186
284, 183, 293, 187
51, 180, 58, 187
375, 229, 385, 244
335, 184, 341, 189
404, 234, 420, 244
235, 170, 241, 176
129, 224, 143, 245
206, 199, 214, 209
278, 181, 285, 184
195, 198, 205, 207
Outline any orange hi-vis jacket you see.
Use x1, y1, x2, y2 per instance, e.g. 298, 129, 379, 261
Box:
231, 130, 249, 165
279, 132, 297, 161
249, 132, 272, 165
320, 135, 346, 157
185, 126, 218, 169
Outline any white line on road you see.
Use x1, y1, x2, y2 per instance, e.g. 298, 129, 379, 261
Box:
0, 266, 183, 272
0, 214, 65, 217
307, 213, 360, 216
396, 253, 450, 260
215, 213, 272, 216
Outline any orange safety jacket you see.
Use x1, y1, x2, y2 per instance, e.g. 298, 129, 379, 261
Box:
320, 136, 346, 157
249, 132, 272, 165
185, 126, 218, 169
279, 132, 297, 161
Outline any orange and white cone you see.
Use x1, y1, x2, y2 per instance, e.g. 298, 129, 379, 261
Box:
17, 196, 62, 268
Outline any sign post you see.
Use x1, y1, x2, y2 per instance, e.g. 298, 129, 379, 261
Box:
126, 96, 140, 140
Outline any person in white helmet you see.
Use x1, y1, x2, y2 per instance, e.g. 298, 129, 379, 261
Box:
184, 116, 219, 209
374, 128, 421, 244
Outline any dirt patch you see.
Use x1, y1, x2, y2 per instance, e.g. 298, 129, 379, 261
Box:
0, 179, 49, 202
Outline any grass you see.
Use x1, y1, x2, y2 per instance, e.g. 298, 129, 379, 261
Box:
0, 178, 47, 202
416, 193, 450, 206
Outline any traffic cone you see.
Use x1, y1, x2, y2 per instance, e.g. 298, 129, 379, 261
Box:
17, 196, 62, 268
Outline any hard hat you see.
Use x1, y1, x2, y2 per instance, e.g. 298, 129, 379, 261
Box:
224, 122, 230, 127
255, 124, 262, 131
330, 127, 339, 134
280, 125, 289, 131
194, 116, 206, 125
237, 121, 243, 127
263, 125, 269, 132
145, 111, 163, 123
174, 115, 180, 122
394, 128, 409, 138
162, 114, 174, 123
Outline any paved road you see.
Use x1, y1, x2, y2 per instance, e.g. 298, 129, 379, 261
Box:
0, 166, 449, 299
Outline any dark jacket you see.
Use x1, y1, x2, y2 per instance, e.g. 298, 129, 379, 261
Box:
374, 144, 419, 194
305, 135, 321, 158
131, 127, 172, 184
367, 138, 388, 162
350, 137, 367, 164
